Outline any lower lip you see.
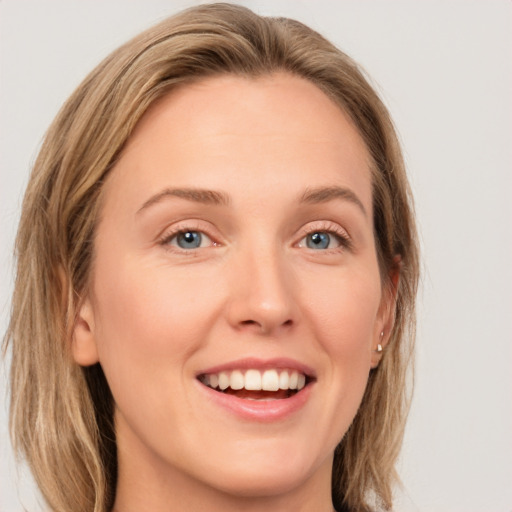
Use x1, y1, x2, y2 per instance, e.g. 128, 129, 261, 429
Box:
197, 381, 313, 422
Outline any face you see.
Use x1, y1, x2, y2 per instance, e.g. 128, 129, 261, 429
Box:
73, 73, 394, 505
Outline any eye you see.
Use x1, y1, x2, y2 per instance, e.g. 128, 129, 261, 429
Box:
166, 230, 212, 249
296, 224, 351, 252
305, 232, 334, 250
301, 231, 341, 250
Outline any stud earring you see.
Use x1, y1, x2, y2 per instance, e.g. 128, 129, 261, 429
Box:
375, 331, 384, 353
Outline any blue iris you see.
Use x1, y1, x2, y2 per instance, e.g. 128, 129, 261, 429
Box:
306, 232, 331, 249
176, 231, 202, 249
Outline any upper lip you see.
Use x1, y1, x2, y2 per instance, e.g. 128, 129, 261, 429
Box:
196, 357, 316, 379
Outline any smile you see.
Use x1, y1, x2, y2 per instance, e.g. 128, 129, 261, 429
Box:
199, 368, 309, 400
196, 359, 316, 421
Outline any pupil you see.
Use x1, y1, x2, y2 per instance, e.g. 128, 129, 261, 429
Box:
178, 231, 201, 248
308, 232, 330, 249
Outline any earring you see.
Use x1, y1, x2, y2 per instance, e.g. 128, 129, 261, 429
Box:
375, 331, 384, 353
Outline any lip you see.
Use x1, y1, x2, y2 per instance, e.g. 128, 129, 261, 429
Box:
195, 357, 315, 422
197, 357, 316, 378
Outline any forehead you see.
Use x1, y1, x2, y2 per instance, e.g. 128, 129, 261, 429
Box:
105, 72, 373, 213
128, 72, 369, 158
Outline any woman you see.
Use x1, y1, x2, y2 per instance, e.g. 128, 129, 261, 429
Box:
4, 3, 419, 512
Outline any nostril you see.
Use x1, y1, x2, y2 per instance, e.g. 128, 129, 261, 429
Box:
238, 318, 293, 333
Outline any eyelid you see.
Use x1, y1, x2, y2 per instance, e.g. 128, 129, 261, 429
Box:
294, 221, 352, 250
167, 230, 213, 249
157, 220, 221, 251
155, 219, 352, 252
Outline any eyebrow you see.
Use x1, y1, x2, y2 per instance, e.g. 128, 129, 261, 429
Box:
137, 185, 366, 216
300, 186, 367, 216
137, 187, 230, 213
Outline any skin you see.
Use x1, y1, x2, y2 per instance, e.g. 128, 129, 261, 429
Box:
73, 73, 395, 512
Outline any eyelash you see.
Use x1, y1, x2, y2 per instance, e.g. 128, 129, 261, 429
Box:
157, 221, 352, 253
157, 222, 218, 253
295, 221, 352, 252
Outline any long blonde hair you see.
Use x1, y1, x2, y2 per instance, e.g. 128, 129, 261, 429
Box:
4, 4, 419, 511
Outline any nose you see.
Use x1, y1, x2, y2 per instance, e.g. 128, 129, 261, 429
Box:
225, 244, 297, 335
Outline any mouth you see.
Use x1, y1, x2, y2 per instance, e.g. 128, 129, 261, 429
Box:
198, 368, 313, 401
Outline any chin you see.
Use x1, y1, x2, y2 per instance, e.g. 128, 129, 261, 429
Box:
206, 465, 311, 498
192, 443, 330, 499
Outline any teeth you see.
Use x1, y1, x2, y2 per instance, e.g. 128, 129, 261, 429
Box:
209, 374, 219, 389
201, 368, 308, 392
278, 371, 289, 390
230, 370, 244, 390
289, 370, 298, 390
261, 370, 279, 391
218, 371, 229, 390
244, 369, 261, 390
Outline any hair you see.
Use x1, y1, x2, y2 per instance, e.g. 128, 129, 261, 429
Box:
4, 4, 419, 512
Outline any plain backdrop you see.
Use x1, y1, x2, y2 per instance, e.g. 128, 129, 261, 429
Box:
1, 1, 511, 511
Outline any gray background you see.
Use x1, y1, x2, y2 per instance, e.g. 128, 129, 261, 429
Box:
1, 1, 511, 511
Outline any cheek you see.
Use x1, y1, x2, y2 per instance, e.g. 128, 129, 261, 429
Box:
90, 257, 220, 394
293, 262, 382, 449
306, 264, 381, 345
303, 263, 382, 389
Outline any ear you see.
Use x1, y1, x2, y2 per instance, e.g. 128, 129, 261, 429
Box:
72, 297, 100, 366
371, 258, 401, 368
